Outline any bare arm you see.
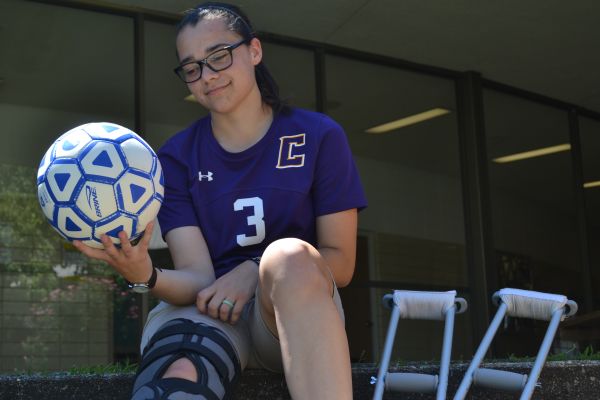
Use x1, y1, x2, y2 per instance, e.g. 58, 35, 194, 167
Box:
150, 225, 216, 305
73, 222, 216, 306
316, 208, 358, 288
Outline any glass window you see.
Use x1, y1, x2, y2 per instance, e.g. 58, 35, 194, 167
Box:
261, 42, 316, 111
580, 117, 600, 309
144, 21, 207, 149
0, 0, 135, 372
484, 90, 579, 356
326, 55, 468, 361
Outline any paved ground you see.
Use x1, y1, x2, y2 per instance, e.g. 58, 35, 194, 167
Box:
0, 361, 599, 399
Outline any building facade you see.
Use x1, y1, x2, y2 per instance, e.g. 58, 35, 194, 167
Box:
0, 0, 598, 372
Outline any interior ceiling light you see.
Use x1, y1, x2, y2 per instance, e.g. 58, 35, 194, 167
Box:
492, 143, 571, 163
184, 94, 196, 102
365, 108, 451, 134
584, 180, 600, 189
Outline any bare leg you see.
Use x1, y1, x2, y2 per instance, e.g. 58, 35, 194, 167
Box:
259, 238, 353, 400
162, 358, 197, 381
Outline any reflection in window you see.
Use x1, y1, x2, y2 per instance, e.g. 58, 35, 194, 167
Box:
484, 90, 580, 356
327, 55, 468, 361
0, 0, 137, 372
580, 118, 600, 310
144, 21, 207, 149
261, 43, 316, 111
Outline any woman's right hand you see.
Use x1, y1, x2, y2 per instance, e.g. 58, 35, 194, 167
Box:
72, 221, 155, 284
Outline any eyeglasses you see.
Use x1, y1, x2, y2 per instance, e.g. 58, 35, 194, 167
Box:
174, 39, 250, 83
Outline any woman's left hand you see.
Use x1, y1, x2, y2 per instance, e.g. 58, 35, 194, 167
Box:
196, 261, 259, 324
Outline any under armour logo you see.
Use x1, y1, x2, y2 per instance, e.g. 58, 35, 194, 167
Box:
198, 171, 214, 182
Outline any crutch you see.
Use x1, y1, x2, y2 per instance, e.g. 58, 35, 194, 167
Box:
453, 288, 578, 400
372, 290, 468, 400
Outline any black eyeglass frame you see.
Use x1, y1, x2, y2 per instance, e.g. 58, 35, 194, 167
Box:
173, 38, 251, 83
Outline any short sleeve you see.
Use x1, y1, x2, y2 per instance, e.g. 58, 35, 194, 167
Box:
156, 144, 200, 238
312, 116, 367, 216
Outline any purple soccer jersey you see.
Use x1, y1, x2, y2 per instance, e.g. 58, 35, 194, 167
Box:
157, 108, 367, 278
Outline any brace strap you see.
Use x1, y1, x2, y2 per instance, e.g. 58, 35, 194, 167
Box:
132, 318, 241, 400
142, 377, 222, 400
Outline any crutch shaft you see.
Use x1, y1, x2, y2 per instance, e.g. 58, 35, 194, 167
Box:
453, 302, 508, 400
520, 308, 564, 400
437, 305, 456, 400
372, 304, 402, 400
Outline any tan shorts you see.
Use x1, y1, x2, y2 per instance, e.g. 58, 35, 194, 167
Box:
140, 282, 344, 372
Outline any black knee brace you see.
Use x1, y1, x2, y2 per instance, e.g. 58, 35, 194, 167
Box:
131, 318, 241, 400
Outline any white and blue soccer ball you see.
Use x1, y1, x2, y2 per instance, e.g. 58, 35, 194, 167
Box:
36, 122, 164, 248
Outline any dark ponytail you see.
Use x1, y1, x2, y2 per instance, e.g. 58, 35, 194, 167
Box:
177, 2, 290, 114
255, 63, 288, 114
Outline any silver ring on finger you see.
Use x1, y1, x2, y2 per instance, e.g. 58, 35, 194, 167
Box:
221, 298, 235, 309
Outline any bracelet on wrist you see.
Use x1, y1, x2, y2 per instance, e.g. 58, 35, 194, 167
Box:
127, 265, 162, 293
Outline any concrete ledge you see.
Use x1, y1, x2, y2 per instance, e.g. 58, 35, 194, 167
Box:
1, 361, 599, 399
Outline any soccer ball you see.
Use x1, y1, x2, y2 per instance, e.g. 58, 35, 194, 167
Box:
36, 122, 164, 248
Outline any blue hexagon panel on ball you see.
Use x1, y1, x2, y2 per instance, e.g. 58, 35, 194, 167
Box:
37, 122, 164, 248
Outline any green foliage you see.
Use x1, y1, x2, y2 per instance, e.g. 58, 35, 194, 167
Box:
506, 345, 600, 363
0, 164, 56, 247
6, 361, 139, 376
0, 164, 75, 275
0, 163, 113, 274
385, 346, 600, 368
0, 163, 143, 374
65, 361, 138, 375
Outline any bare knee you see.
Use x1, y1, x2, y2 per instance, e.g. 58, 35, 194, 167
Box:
260, 238, 331, 299
162, 357, 197, 382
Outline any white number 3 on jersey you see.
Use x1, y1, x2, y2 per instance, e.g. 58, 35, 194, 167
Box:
234, 197, 266, 246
